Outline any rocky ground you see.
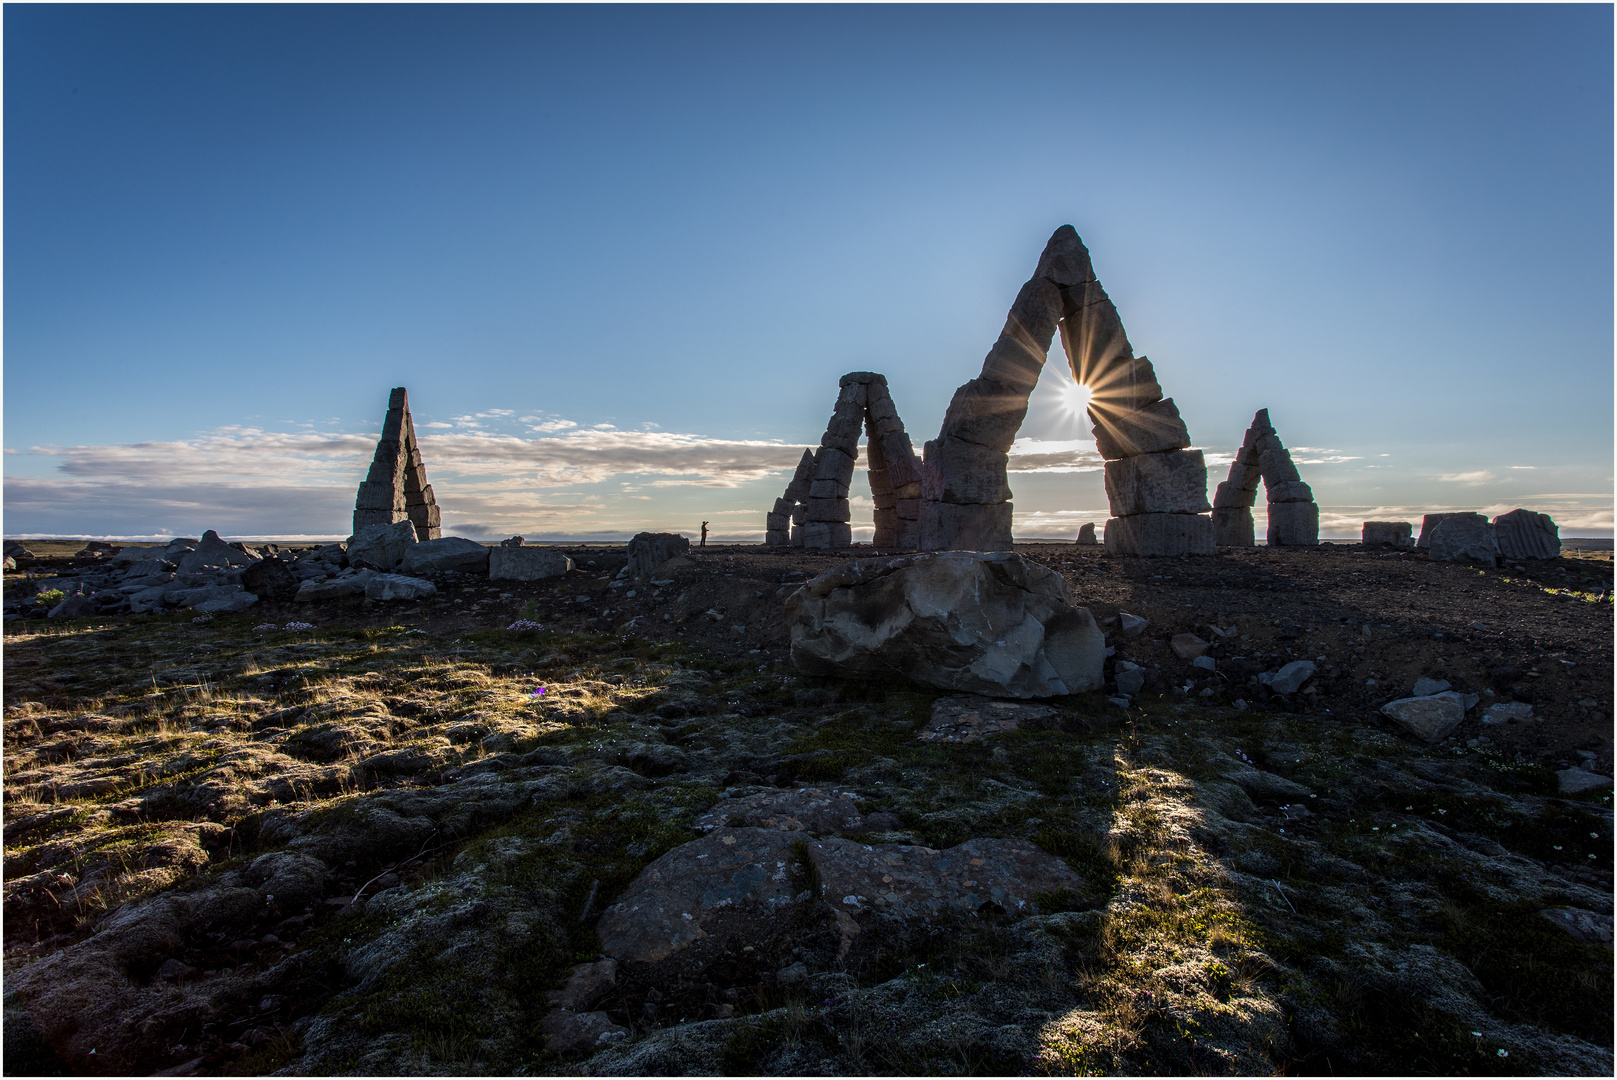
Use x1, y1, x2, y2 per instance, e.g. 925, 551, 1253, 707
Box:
2, 539, 1611, 1076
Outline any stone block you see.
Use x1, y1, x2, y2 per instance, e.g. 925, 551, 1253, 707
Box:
1103, 449, 1210, 517
938, 378, 1029, 454
873, 508, 898, 534
355, 481, 403, 511
979, 335, 1046, 396
919, 500, 1014, 552
347, 520, 418, 570
1380, 692, 1467, 742
878, 431, 920, 485
1075, 522, 1097, 545
895, 498, 921, 520
921, 437, 1011, 505
1090, 397, 1191, 460
365, 573, 438, 601
1265, 501, 1319, 547
1213, 481, 1257, 509
1267, 480, 1313, 504
765, 529, 789, 547
1427, 513, 1497, 565
801, 522, 853, 549
1226, 461, 1262, 490
804, 498, 851, 523
892, 519, 920, 551
1492, 509, 1559, 560
1102, 513, 1214, 557
814, 447, 856, 486
1061, 285, 1136, 390
765, 512, 790, 532
791, 504, 806, 526
1258, 448, 1300, 484
627, 532, 690, 577
772, 498, 793, 516
1417, 513, 1464, 549
783, 449, 816, 502
789, 524, 804, 548
1212, 506, 1255, 547
839, 370, 885, 387
809, 478, 849, 499
1082, 355, 1162, 416
892, 481, 922, 501
489, 547, 573, 581
1362, 521, 1413, 549
828, 522, 852, 547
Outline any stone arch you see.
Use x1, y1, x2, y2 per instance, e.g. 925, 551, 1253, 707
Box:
765, 372, 923, 549
354, 387, 442, 541
918, 226, 1212, 555
1211, 409, 1319, 546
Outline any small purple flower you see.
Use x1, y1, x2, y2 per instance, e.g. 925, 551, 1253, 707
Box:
531, 687, 546, 697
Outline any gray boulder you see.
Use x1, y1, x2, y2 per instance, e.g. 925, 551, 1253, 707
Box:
47, 595, 100, 618
399, 537, 489, 576
1075, 522, 1097, 545
3, 540, 34, 559
1556, 767, 1612, 795
489, 547, 573, 581
1380, 691, 1467, 741
176, 530, 258, 574
346, 521, 417, 570
169, 584, 258, 613
786, 551, 1106, 699
240, 558, 298, 601
1539, 907, 1613, 945
1362, 521, 1413, 549
1427, 513, 1498, 565
1259, 660, 1316, 695
364, 574, 438, 601
626, 532, 690, 579
295, 569, 378, 601
1411, 676, 1451, 697
1492, 509, 1559, 560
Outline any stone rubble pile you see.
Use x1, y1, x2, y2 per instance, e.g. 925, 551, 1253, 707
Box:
1211, 408, 1319, 547
353, 387, 442, 541
766, 373, 921, 550
920, 225, 1210, 555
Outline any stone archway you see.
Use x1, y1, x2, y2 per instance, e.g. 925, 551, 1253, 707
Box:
765, 372, 923, 549
918, 226, 1212, 556
1211, 409, 1320, 546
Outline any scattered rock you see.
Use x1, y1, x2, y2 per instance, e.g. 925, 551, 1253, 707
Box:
1380, 691, 1467, 741
1191, 655, 1216, 671
1481, 702, 1533, 725
1114, 661, 1146, 696
1118, 612, 1149, 638
1556, 768, 1613, 795
1259, 660, 1316, 696
1170, 633, 1209, 660
786, 551, 1106, 699
919, 695, 1059, 743
775, 960, 810, 984
1412, 677, 1452, 697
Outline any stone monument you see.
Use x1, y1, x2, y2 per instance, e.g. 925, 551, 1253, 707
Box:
1210, 409, 1320, 546
918, 226, 1211, 555
353, 387, 442, 541
766, 373, 922, 550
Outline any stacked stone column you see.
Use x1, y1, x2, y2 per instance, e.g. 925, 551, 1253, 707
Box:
353, 387, 442, 541
764, 373, 921, 550
1211, 409, 1317, 546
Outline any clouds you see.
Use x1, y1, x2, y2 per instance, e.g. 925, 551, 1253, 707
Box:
1437, 470, 1495, 485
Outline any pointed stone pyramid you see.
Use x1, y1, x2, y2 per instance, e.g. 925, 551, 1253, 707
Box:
766, 372, 922, 550
1211, 409, 1318, 546
919, 225, 1211, 555
353, 387, 442, 541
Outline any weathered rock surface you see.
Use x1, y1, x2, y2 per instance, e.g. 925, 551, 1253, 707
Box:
919, 695, 1059, 743
1259, 660, 1317, 695
346, 520, 417, 570
1492, 509, 1560, 560
786, 551, 1106, 698
488, 546, 573, 581
1362, 521, 1414, 549
1539, 907, 1613, 945
1427, 513, 1498, 565
1380, 691, 1468, 741
627, 533, 690, 578
1556, 767, 1613, 794
1103, 449, 1211, 517
1102, 512, 1214, 557
175, 530, 258, 574
540, 1009, 629, 1054
545, 959, 618, 1011
398, 536, 489, 576
1213, 506, 1255, 547
1075, 522, 1097, 545
596, 827, 803, 964
295, 569, 378, 601
239, 557, 298, 600
694, 788, 868, 834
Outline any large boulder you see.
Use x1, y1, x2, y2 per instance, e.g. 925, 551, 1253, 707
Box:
1362, 521, 1413, 549
176, 530, 258, 573
1380, 691, 1467, 741
785, 551, 1106, 698
365, 573, 438, 601
346, 521, 417, 570
1427, 513, 1498, 565
240, 558, 299, 600
626, 532, 690, 578
489, 546, 573, 581
1492, 509, 1559, 560
398, 537, 489, 576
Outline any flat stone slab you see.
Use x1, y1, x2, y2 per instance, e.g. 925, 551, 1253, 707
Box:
1380, 691, 1467, 741
693, 788, 867, 834
1539, 907, 1614, 945
918, 695, 1059, 743
596, 828, 803, 964
1556, 767, 1613, 795
806, 836, 1088, 921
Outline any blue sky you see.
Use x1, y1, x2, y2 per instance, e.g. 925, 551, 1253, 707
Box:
6, 4, 1611, 541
